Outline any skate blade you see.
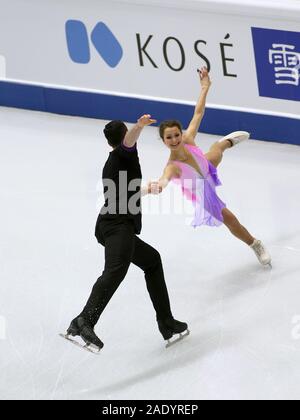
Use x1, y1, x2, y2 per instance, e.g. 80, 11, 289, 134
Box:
165, 329, 190, 349
262, 261, 272, 269
59, 334, 101, 355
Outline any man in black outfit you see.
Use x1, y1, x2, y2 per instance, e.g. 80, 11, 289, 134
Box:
66, 114, 188, 350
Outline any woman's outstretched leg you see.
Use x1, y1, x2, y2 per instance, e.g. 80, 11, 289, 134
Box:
204, 139, 232, 168
222, 208, 272, 266
205, 131, 250, 168
222, 208, 255, 245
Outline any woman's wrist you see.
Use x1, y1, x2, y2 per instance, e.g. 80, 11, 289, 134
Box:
141, 186, 149, 196
201, 85, 210, 93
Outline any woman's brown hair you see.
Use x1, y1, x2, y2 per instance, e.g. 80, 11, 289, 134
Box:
159, 120, 183, 140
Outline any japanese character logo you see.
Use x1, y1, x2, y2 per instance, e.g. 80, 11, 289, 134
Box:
252, 27, 300, 101
269, 44, 300, 86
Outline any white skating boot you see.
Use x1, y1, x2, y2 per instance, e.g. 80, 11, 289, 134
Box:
219, 131, 250, 147
250, 240, 272, 267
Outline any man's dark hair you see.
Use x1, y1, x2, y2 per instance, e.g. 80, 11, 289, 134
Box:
103, 120, 128, 148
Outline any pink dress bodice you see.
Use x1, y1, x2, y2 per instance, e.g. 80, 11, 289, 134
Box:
170, 144, 226, 227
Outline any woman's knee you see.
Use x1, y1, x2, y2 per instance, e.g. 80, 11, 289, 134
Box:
206, 149, 222, 167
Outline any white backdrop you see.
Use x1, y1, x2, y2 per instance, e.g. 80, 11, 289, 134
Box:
0, 0, 300, 119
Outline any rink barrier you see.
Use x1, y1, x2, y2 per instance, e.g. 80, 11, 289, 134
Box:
0, 80, 299, 146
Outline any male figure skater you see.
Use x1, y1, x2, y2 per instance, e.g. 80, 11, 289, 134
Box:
64, 115, 188, 352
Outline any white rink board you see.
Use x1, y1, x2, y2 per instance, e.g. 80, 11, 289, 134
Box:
0, 0, 300, 118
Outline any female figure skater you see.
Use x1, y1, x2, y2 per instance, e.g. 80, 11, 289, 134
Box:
150, 67, 271, 266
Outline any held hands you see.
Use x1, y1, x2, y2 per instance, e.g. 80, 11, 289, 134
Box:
147, 181, 163, 195
137, 114, 157, 128
197, 66, 211, 90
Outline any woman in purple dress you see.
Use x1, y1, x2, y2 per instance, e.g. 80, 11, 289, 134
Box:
150, 67, 271, 266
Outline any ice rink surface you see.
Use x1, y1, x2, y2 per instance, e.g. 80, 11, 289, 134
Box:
1, 107, 300, 400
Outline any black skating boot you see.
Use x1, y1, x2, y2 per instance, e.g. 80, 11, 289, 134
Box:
157, 317, 189, 348
62, 316, 104, 353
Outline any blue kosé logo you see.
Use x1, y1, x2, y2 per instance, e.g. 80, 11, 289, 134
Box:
66, 20, 123, 68
252, 27, 300, 102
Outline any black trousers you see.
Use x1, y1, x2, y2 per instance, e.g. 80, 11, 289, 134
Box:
79, 219, 173, 327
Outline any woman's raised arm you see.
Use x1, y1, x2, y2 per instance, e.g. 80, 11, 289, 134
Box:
184, 67, 211, 146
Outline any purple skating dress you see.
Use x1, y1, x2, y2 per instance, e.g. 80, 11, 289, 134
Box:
171, 144, 226, 227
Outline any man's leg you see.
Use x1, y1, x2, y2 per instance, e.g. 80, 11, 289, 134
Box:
131, 236, 172, 320
79, 221, 135, 327
132, 236, 188, 340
